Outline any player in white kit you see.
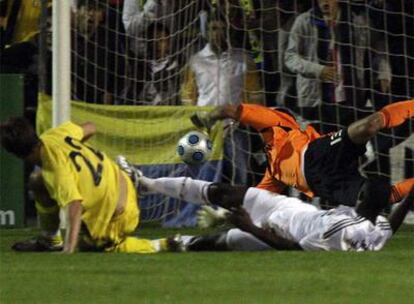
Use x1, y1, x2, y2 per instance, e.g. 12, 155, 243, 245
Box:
127, 168, 413, 252
219, 188, 395, 251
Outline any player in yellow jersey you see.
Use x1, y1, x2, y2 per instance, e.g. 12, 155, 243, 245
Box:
0, 117, 178, 254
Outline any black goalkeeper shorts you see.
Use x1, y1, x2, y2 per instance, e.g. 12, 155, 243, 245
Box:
304, 128, 366, 207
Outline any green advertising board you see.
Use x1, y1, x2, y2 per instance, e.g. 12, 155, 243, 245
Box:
0, 74, 25, 227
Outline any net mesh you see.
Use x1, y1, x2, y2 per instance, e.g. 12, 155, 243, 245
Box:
63, 0, 413, 222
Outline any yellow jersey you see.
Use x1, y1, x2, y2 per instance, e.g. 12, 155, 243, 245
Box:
40, 121, 138, 240
5, 0, 51, 43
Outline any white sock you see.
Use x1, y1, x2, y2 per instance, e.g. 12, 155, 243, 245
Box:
140, 176, 212, 205
150, 239, 163, 252
181, 235, 195, 247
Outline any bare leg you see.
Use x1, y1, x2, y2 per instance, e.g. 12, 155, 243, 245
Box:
388, 187, 414, 233
28, 171, 60, 233
11, 171, 62, 252
356, 177, 391, 223
207, 183, 249, 209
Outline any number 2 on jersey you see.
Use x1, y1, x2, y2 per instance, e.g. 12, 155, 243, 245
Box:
65, 136, 104, 186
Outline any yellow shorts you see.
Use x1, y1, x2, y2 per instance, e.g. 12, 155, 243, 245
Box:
103, 173, 163, 254
105, 172, 140, 245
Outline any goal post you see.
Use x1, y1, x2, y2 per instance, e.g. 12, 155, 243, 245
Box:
52, 0, 71, 126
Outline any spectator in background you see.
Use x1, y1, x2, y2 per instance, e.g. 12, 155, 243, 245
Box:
0, 0, 7, 49
359, 0, 413, 181
122, 0, 208, 104
181, 14, 263, 106
277, 1, 312, 109
214, 0, 312, 107
0, 0, 53, 113
381, 0, 413, 100
242, 0, 279, 106
0, 0, 52, 48
72, 0, 127, 104
123, 0, 208, 56
134, 22, 181, 105
284, 0, 391, 133
213, 0, 251, 51
181, 14, 263, 185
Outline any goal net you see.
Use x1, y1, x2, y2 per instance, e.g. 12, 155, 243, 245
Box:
41, 0, 413, 225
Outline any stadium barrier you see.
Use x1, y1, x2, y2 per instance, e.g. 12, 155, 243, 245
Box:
37, 94, 224, 226
0, 74, 25, 228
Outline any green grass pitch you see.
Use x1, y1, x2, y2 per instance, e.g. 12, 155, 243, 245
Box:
1, 225, 413, 304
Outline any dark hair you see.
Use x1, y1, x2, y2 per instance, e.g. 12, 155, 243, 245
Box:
145, 22, 171, 40
145, 22, 171, 59
77, 0, 107, 10
0, 117, 40, 158
208, 5, 228, 25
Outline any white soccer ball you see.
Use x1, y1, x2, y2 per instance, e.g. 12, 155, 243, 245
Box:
176, 131, 213, 165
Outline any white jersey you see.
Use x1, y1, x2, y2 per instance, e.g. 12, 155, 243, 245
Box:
226, 188, 393, 252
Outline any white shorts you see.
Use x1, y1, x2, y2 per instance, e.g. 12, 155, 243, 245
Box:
226, 188, 393, 251
226, 188, 317, 251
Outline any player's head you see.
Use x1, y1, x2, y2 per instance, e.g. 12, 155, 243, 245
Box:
208, 12, 230, 54
77, 0, 106, 11
76, 0, 106, 35
316, 0, 339, 16
0, 117, 40, 161
145, 22, 171, 60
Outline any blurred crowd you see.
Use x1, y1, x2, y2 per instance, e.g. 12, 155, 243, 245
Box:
1, 1, 412, 110
0, 0, 413, 184
0, 0, 414, 110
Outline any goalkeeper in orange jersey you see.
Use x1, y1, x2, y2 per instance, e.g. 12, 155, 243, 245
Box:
0, 117, 178, 253
191, 100, 413, 221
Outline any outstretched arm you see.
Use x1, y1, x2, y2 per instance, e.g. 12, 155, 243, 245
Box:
388, 187, 414, 234
80, 122, 96, 142
228, 207, 302, 251
122, 0, 159, 34
63, 200, 83, 254
191, 104, 300, 132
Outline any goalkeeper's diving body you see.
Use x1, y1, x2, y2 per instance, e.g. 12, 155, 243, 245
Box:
0, 118, 177, 254
192, 100, 414, 219
133, 172, 414, 251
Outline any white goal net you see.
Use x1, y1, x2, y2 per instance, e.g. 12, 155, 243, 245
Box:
47, 0, 413, 225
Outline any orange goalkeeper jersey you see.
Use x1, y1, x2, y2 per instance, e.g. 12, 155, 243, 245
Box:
239, 104, 321, 197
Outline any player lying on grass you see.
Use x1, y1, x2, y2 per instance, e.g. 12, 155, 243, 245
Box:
128, 171, 413, 251
0, 118, 179, 254
192, 100, 414, 220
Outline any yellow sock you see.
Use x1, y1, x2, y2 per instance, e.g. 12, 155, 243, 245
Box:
112, 237, 163, 254
35, 200, 60, 235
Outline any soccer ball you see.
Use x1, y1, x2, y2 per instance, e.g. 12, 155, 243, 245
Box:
176, 131, 213, 165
